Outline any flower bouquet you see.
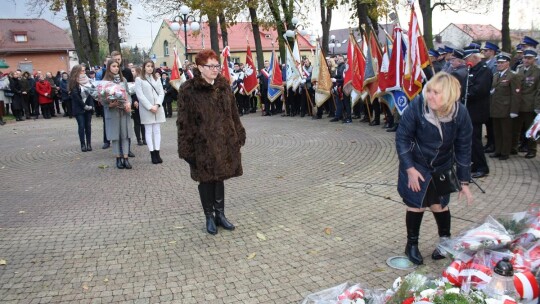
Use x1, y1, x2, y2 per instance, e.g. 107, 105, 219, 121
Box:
95, 81, 128, 107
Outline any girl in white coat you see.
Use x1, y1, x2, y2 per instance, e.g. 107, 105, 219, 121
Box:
135, 60, 166, 164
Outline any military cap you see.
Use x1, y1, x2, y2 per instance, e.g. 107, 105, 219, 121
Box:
444, 45, 454, 53
428, 49, 440, 57
522, 36, 539, 47
516, 44, 524, 52
467, 42, 481, 50
482, 41, 500, 51
451, 49, 465, 59
496, 52, 511, 62
463, 49, 480, 59
437, 47, 447, 55
523, 49, 538, 58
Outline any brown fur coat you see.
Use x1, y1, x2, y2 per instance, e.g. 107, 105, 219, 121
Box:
176, 70, 246, 182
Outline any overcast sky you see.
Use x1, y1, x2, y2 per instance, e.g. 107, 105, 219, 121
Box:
1, 0, 539, 51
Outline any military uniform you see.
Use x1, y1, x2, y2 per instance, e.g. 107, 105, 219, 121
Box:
490, 54, 522, 159
513, 51, 540, 158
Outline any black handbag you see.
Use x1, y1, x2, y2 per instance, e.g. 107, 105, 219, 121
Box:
431, 166, 462, 196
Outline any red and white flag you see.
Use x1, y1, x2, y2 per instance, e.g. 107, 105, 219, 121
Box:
243, 45, 259, 95
170, 48, 185, 91
379, 27, 404, 92
403, 5, 430, 100
221, 46, 233, 85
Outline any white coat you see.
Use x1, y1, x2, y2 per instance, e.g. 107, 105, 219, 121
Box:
134, 75, 166, 125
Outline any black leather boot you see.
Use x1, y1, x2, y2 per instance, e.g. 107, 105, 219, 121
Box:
151, 151, 158, 164
155, 150, 163, 163
123, 158, 132, 169
116, 157, 125, 169
214, 181, 235, 230
198, 183, 217, 235
432, 210, 451, 260
405, 211, 424, 265
81, 143, 87, 152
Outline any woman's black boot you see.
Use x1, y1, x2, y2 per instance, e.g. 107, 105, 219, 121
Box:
198, 183, 217, 235
81, 143, 87, 152
116, 157, 125, 169
155, 150, 163, 163
123, 158, 132, 169
432, 210, 451, 260
150, 151, 158, 164
405, 211, 424, 265
214, 181, 235, 230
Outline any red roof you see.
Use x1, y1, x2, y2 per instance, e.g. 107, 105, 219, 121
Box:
453, 24, 502, 41
0, 19, 75, 52
167, 21, 314, 53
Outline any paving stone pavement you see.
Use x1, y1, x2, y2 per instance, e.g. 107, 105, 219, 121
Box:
0, 113, 539, 303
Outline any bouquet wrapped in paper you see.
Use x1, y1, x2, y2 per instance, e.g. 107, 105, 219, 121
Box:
525, 113, 540, 140
439, 217, 512, 257
95, 81, 128, 107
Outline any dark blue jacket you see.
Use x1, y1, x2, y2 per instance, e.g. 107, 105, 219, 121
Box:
396, 95, 472, 208
70, 86, 94, 116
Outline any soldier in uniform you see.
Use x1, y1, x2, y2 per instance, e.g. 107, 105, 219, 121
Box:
448, 49, 468, 97
511, 45, 524, 71
513, 50, 540, 159
442, 46, 454, 73
481, 42, 499, 74
464, 50, 492, 178
429, 49, 442, 73
489, 53, 522, 161
232, 62, 247, 115
521, 36, 540, 66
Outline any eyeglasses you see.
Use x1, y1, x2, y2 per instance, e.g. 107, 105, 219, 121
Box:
202, 64, 222, 70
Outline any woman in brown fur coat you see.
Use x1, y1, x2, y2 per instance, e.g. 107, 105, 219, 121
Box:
177, 50, 246, 235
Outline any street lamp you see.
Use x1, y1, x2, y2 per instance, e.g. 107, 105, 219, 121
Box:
170, 5, 200, 61
328, 35, 342, 55
137, 17, 153, 50
285, 17, 309, 39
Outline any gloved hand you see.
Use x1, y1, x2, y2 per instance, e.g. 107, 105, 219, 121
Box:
510, 113, 518, 118
331, 78, 336, 83
84, 105, 93, 111
300, 79, 306, 84
535, 109, 540, 114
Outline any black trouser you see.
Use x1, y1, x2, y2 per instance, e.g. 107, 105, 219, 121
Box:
132, 110, 145, 142
54, 98, 61, 114
261, 91, 271, 114
370, 98, 381, 123
31, 94, 39, 116
471, 123, 489, 172
163, 96, 173, 117
40, 103, 54, 119
102, 114, 110, 144
75, 112, 92, 146
22, 94, 31, 118
62, 98, 72, 117
485, 118, 494, 147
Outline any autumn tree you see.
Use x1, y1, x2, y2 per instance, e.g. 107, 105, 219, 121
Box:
501, 0, 511, 52
417, 0, 494, 48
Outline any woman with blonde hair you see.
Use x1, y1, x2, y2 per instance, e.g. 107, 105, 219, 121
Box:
396, 72, 473, 265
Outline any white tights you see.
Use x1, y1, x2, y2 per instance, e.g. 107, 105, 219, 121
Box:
144, 123, 161, 151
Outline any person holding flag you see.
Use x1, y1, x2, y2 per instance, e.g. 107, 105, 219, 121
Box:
258, 60, 271, 116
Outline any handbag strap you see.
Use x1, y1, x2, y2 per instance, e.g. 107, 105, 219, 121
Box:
145, 77, 159, 98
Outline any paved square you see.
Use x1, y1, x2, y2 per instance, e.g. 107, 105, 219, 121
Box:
0, 114, 539, 303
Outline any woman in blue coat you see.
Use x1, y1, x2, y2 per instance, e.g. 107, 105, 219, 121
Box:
396, 72, 473, 265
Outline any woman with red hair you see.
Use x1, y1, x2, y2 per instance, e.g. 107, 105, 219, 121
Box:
177, 50, 246, 235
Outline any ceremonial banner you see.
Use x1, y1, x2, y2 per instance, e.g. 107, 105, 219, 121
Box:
285, 43, 302, 91
351, 36, 366, 106
379, 27, 405, 92
392, 90, 409, 115
221, 46, 235, 85
268, 50, 283, 102
169, 48, 185, 91
243, 45, 259, 95
314, 49, 332, 107
311, 44, 320, 83
403, 5, 430, 100
342, 36, 354, 96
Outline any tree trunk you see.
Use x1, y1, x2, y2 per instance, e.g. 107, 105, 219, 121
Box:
356, 0, 370, 34
208, 15, 220, 57
88, 0, 100, 65
64, 0, 87, 64
266, 0, 287, 63
75, 0, 93, 65
219, 13, 228, 50
501, 0, 511, 52
320, 0, 332, 56
248, 5, 265, 70
419, 0, 434, 49
106, 0, 121, 53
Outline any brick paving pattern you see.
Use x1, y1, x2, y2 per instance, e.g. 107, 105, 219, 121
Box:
0, 114, 539, 303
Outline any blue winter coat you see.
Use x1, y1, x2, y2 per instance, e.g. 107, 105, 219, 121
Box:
396, 95, 472, 208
